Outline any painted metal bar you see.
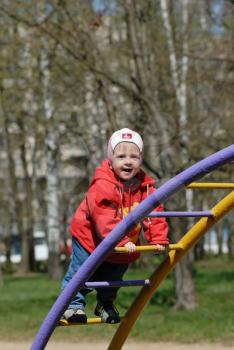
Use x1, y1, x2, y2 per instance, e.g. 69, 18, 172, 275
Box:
59, 316, 125, 327
59, 317, 105, 326
108, 191, 234, 350
83, 279, 150, 288
187, 182, 234, 189
115, 244, 183, 253
147, 211, 213, 217
31, 144, 234, 350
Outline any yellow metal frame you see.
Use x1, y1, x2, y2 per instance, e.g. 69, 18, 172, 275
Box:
187, 182, 234, 189
59, 317, 105, 326
108, 191, 234, 350
115, 243, 183, 253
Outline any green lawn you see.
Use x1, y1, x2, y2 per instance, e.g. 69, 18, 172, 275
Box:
0, 257, 234, 344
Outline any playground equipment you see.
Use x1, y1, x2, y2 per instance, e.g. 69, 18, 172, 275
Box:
31, 144, 234, 350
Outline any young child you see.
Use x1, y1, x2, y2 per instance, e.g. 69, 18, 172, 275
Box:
61, 128, 168, 324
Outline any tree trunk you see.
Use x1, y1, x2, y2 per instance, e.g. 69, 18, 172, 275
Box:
216, 222, 223, 256
228, 232, 234, 260
174, 255, 197, 310
40, 44, 63, 280
0, 263, 3, 288
18, 122, 34, 274
227, 217, 234, 260
160, 0, 197, 309
1, 94, 22, 272
169, 196, 197, 310
46, 130, 63, 280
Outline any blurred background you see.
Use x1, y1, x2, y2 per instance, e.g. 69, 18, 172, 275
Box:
0, 0, 233, 316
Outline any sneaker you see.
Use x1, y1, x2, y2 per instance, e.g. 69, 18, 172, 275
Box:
94, 302, 120, 324
62, 308, 87, 323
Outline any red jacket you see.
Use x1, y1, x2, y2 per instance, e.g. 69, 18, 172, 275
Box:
70, 159, 168, 264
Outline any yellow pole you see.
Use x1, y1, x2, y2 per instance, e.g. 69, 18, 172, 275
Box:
59, 317, 105, 326
108, 191, 234, 350
115, 243, 183, 253
187, 182, 234, 189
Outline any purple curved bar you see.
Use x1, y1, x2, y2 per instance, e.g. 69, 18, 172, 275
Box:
31, 144, 234, 350
148, 211, 213, 217
84, 279, 150, 288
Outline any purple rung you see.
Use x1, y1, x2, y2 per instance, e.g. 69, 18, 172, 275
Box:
84, 279, 150, 288
31, 144, 234, 350
147, 211, 213, 218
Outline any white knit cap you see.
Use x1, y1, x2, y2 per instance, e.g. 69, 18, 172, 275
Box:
107, 128, 143, 161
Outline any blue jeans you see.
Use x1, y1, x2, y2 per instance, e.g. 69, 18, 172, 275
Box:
61, 237, 128, 310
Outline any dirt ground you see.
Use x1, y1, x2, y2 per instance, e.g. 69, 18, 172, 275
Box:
1, 342, 234, 350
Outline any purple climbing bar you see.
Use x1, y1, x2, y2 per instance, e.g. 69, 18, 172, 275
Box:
147, 211, 213, 217
84, 279, 150, 288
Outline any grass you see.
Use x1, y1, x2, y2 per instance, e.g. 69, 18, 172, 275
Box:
0, 256, 234, 344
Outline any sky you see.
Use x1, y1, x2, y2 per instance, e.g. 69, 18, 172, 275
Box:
92, 0, 115, 14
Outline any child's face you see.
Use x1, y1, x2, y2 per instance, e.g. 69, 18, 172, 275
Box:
111, 142, 142, 181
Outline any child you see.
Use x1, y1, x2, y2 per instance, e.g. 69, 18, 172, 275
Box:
61, 128, 168, 324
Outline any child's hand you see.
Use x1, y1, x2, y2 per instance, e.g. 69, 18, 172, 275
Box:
124, 242, 137, 254
155, 244, 168, 254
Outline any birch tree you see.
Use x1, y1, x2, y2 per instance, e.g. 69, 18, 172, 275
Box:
160, 0, 197, 309
0, 18, 34, 273
40, 41, 63, 279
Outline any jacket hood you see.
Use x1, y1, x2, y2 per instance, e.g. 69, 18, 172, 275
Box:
92, 159, 155, 188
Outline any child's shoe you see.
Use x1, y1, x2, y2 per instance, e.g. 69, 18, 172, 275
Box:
94, 302, 120, 324
62, 308, 87, 323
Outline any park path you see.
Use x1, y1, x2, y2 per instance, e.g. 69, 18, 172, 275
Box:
1, 342, 234, 350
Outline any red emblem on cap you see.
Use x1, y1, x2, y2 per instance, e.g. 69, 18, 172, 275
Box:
122, 133, 132, 139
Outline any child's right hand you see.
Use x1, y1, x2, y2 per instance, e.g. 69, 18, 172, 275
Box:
124, 242, 137, 254
155, 244, 168, 254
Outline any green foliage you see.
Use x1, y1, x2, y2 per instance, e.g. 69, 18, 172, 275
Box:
0, 257, 234, 343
